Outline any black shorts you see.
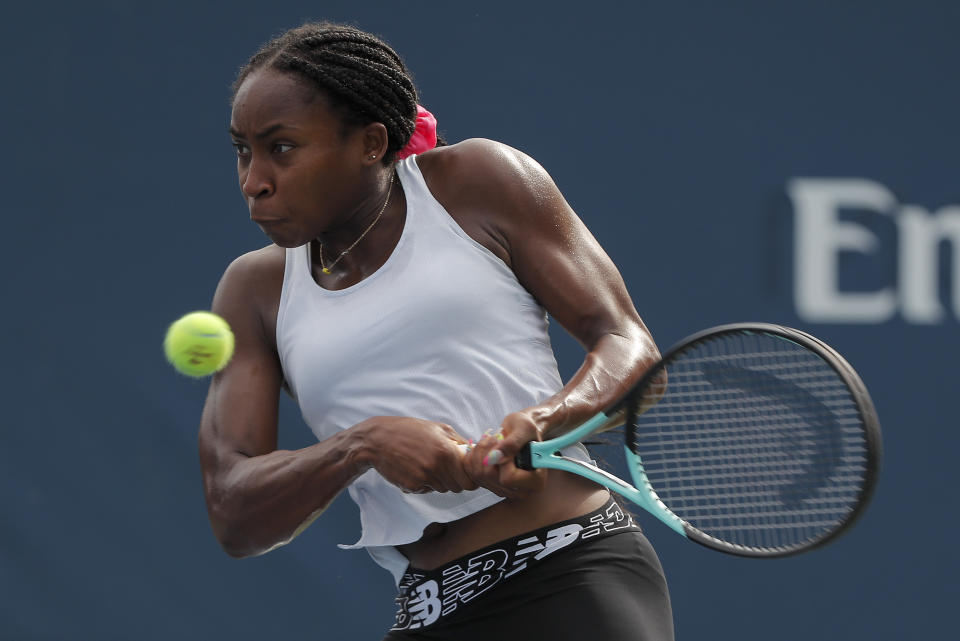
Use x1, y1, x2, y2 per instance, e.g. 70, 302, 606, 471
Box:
383, 499, 674, 641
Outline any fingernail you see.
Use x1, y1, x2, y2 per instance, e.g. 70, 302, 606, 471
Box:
484, 450, 503, 466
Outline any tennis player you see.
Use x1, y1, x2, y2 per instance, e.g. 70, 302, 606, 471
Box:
200, 21, 674, 640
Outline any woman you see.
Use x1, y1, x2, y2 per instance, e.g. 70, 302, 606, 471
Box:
200, 21, 674, 640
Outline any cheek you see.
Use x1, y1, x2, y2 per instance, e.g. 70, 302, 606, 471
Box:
292, 173, 351, 215
277, 149, 358, 220
283, 158, 327, 195
284, 177, 329, 219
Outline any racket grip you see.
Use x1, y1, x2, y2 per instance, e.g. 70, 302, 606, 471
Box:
515, 443, 533, 470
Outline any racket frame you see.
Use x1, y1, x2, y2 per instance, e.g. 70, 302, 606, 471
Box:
516, 322, 882, 557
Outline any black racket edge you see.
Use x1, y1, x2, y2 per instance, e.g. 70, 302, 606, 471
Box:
607, 322, 883, 557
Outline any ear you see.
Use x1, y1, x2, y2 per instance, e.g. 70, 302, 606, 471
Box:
361, 122, 389, 165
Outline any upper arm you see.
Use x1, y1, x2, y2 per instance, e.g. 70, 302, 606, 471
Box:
421, 139, 653, 352
198, 248, 285, 491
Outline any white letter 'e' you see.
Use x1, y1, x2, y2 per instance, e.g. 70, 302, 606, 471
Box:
788, 178, 896, 323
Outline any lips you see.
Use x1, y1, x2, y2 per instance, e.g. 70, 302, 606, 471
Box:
249, 203, 284, 225
251, 216, 285, 225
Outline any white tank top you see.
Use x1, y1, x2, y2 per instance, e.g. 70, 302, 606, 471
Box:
276, 155, 590, 582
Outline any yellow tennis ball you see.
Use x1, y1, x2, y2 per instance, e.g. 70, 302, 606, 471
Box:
164, 311, 235, 378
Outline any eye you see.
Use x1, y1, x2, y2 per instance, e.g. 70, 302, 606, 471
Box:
274, 143, 295, 154
232, 141, 250, 157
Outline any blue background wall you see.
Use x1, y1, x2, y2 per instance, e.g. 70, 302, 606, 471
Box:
2, 1, 956, 639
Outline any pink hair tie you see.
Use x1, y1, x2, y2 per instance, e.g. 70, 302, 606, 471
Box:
396, 105, 438, 160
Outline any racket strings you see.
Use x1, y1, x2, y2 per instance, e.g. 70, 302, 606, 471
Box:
631, 332, 871, 552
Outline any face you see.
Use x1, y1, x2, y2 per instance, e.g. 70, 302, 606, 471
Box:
229, 69, 371, 247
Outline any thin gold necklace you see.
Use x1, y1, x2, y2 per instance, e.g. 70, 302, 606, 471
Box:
318, 175, 394, 275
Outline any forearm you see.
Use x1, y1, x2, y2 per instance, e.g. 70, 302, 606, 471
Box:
529, 329, 661, 439
203, 426, 370, 558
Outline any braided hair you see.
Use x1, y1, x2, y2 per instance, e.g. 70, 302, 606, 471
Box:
234, 22, 431, 162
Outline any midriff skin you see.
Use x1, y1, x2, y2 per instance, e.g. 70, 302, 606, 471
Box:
397, 472, 610, 570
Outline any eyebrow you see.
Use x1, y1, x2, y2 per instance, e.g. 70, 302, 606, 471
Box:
228, 123, 299, 140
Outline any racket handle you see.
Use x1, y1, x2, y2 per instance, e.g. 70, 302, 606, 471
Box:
460, 443, 535, 470
515, 443, 533, 470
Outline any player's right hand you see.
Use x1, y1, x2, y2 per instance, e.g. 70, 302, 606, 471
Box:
461, 410, 547, 500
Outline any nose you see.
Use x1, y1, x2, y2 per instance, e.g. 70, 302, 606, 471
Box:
240, 157, 274, 199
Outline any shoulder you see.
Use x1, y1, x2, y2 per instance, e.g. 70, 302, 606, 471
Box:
213, 244, 287, 347
414, 139, 561, 265
218, 244, 286, 296
417, 137, 528, 171
416, 138, 552, 206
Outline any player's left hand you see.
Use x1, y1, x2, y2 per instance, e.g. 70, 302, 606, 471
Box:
462, 410, 547, 499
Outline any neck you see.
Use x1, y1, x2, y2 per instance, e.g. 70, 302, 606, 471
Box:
319, 171, 394, 245
315, 171, 397, 275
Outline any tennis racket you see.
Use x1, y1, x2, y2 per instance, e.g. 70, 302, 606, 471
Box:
516, 323, 882, 557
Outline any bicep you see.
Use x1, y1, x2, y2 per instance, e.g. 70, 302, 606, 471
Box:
498, 155, 648, 350
519, 210, 639, 346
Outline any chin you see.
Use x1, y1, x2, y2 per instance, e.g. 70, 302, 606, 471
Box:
270, 236, 310, 249
259, 227, 309, 249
